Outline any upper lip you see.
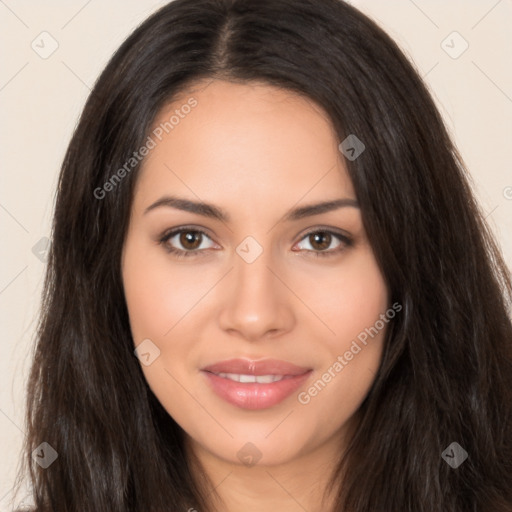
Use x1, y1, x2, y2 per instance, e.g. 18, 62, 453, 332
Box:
201, 358, 311, 376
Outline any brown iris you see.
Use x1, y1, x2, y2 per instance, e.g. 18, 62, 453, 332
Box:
180, 231, 202, 250
308, 232, 331, 251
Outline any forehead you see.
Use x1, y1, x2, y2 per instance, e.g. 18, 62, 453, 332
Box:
134, 79, 355, 211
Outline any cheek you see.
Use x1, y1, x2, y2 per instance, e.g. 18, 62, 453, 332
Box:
308, 246, 389, 349
122, 239, 205, 418
122, 239, 209, 343
298, 248, 388, 413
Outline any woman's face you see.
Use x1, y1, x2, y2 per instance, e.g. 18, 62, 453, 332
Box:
122, 79, 389, 469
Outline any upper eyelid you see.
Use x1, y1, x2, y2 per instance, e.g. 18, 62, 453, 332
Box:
299, 225, 352, 239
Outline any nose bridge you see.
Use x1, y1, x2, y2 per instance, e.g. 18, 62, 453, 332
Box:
234, 242, 275, 299
217, 236, 293, 339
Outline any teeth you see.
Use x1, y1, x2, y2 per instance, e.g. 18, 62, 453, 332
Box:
216, 373, 286, 383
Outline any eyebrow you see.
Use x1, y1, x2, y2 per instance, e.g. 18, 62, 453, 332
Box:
143, 195, 359, 222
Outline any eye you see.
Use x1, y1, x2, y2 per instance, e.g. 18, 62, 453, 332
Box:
293, 229, 353, 258
159, 226, 353, 259
159, 227, 217, 258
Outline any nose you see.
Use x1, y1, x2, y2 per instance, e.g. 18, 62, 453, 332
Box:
217, 246, 295, 342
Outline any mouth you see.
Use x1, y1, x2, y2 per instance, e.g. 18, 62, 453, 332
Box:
201, 358, 313, 410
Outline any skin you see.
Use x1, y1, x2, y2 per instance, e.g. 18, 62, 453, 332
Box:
121, 79, 389, 512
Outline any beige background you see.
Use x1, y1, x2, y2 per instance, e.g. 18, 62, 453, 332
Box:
1, 0, 511, 509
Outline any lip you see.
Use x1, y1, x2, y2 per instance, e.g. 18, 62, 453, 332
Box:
201, 358, 312, 410
201, 358, 311, 376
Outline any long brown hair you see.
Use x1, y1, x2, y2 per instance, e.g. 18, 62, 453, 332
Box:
17, 0, 512, 510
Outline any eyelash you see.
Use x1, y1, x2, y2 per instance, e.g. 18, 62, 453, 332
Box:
158, 226, 353, 260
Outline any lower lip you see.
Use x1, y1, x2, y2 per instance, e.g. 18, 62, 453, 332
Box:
201, 370, 312, 410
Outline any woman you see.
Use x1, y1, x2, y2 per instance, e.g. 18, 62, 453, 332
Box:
17, 0, 512, 510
